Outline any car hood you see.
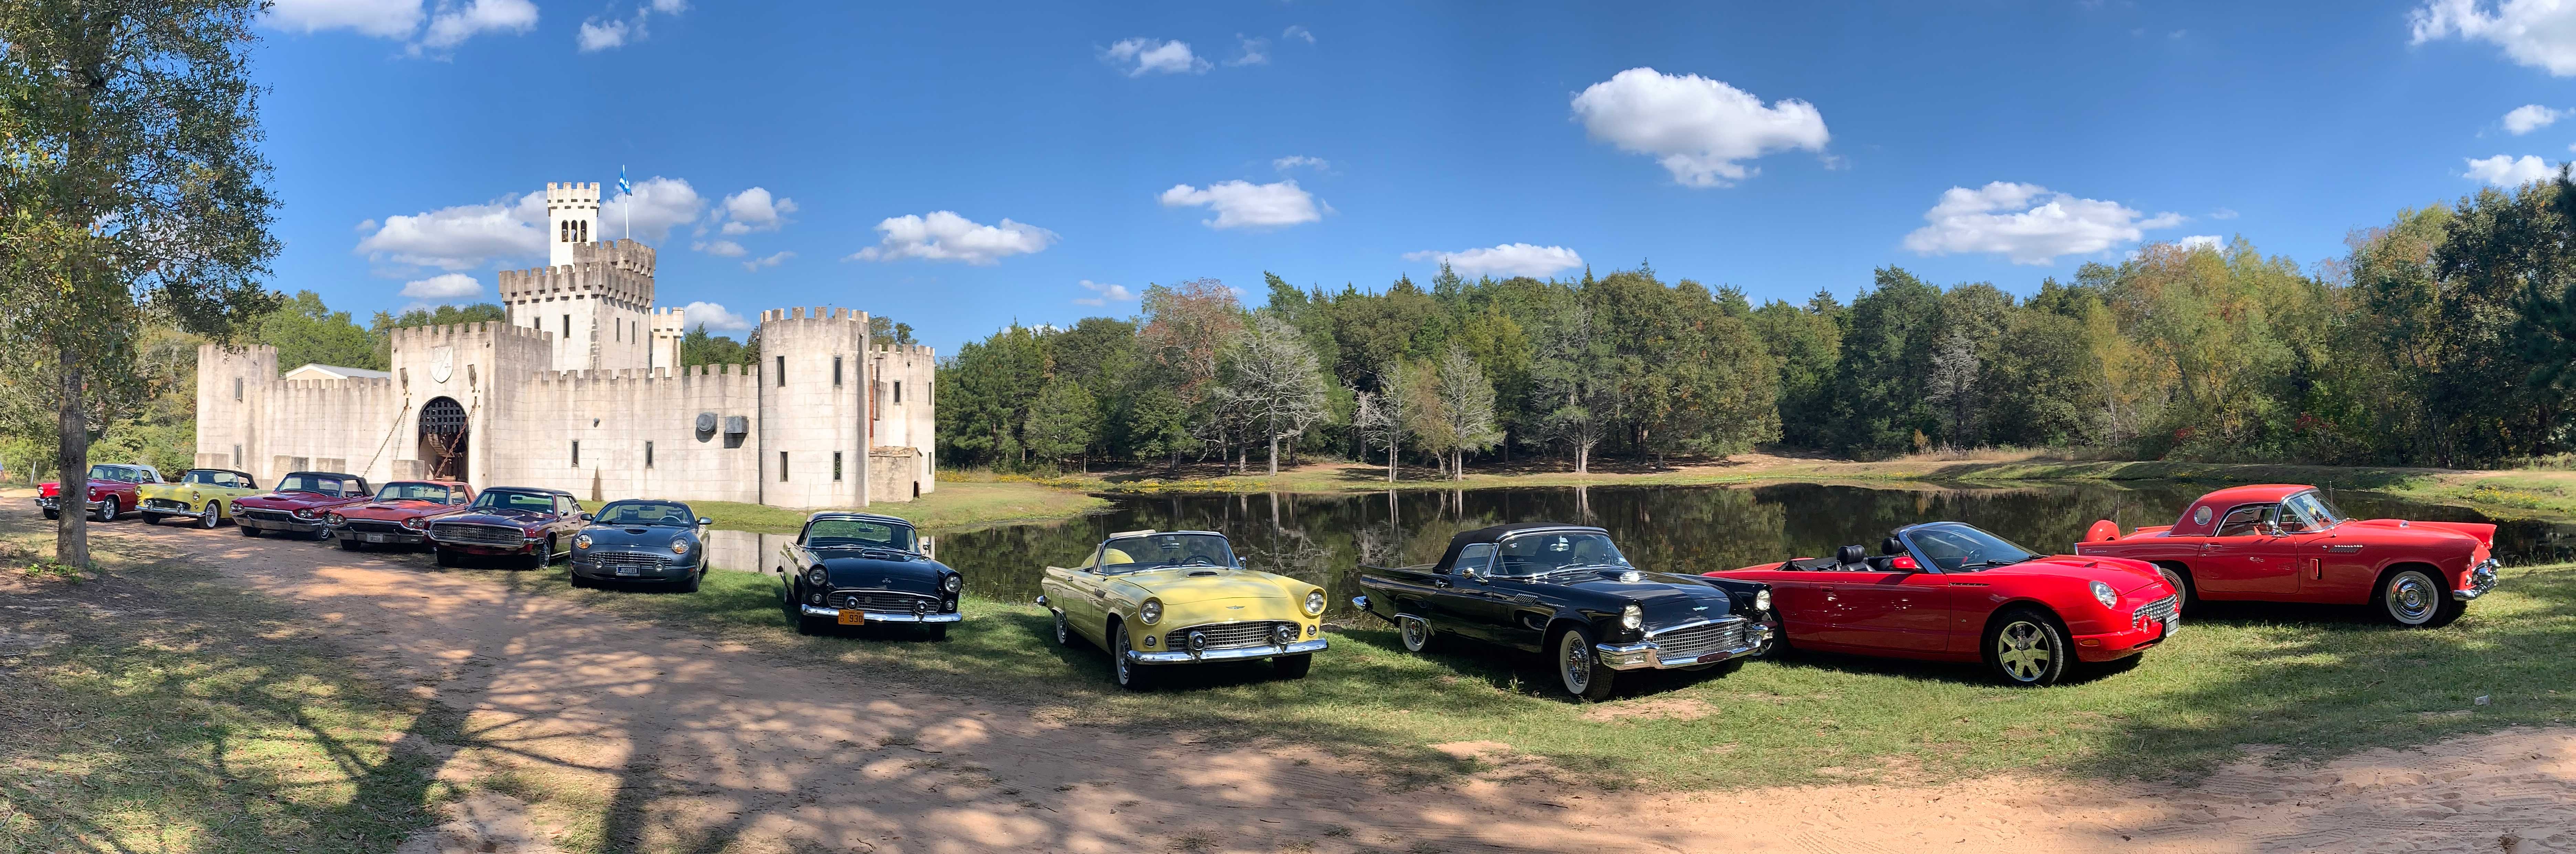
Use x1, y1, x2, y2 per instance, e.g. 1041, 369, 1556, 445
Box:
1110, 567, 1295, 603
814, 550, 952, 590
437, 508, 556, 528
582, 524, 697, 548
342, 499, 463, 519
1987, 556, 2169, 594
237, 492, 361, 509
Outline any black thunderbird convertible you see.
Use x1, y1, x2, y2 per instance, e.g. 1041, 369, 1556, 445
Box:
569, 499, 712, 591
1353, 523, 1773, 700
777, 512, 964, 640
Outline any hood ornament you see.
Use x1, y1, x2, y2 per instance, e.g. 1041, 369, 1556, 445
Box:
1618, 570, 1644, 583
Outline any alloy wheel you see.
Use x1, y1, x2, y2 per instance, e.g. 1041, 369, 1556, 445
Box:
1995, 620, 2054, 683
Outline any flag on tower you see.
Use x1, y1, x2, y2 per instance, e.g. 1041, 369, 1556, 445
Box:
618, 166, 632, 239
617, 167, 631, 197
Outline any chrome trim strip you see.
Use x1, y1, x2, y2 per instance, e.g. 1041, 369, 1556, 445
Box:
1593, 622, 1771, 671
797, 604, 962, 623
1124, 638, 1326, 664
1642, 615, 1743, 639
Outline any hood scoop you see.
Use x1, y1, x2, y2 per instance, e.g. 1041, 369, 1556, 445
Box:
1186, 569, 1224, 577
1597, 569, 1647, 583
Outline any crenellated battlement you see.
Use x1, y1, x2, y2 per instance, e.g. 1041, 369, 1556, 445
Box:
388, 320, 554, 349
757, 306, 871, 325
870, 342, 935, 358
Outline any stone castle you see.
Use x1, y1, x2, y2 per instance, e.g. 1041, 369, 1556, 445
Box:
194, 181, 937, 508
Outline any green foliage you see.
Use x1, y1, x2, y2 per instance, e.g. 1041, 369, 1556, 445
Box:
1021, 376, 1099, 468
678, 326, 759, 368
257, 291, 381, 370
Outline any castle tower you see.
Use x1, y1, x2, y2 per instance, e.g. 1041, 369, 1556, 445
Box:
545, 182, 600, 267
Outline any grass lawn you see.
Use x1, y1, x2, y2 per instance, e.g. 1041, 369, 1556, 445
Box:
0, 535, 456, 853
633, 479, 1111, 534
504, 558, 2576, 791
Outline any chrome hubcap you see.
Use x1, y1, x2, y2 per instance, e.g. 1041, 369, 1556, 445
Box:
1115, 634, 1131, 681
1995, 621, 2052, 682
2389, 573, 2435, 623
1562, 635, 1590, 693
1401, 618, 1428, 651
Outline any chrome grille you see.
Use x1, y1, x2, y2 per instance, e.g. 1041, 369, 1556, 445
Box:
591, 551, 667, 572
142, 498, 191, 512
2134, 594, 2180, 624
831, 590, 936, 611
1649, 618, 1750, 661
430, 522, 524, 547
342, 519, 413, 535
241, 508, 302, 524
1165, 621, 1293, 652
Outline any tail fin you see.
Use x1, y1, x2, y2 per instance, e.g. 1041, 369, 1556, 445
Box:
2084, 519, 2124, 542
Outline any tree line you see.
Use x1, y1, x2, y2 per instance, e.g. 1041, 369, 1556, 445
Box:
940, 180, 2576, 476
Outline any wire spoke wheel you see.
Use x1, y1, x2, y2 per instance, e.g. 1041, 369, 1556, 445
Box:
1400, 616, 1431, 653
1561, 637, 1592, 695
1994, 620, 2054, 683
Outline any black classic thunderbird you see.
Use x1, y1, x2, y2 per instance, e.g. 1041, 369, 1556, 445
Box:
569, 499, 713, 591
1353, 523, 1774, 700
777, 512, 963, 640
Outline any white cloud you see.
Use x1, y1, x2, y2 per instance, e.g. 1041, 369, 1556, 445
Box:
1228, 35, 1270, 66
1901, 182, 2186, 265
267, 0, 422, 38
577, 0, 687, 52
1570, 67, 1831, 188
599, 176, 702, 241
1073, 280, 1136, 306
1403, 243, 1585, 278
680, 301, 750, 333
1103, 38, 1208, 76
354, 191, 546, 270
1283, 25, 1313, 44
693, 239, 746, 257
1158, 180, 1325, 229
2175, 235, 2225, 252
2412, 0, 2576, 76
2209, 207, 2239, 220
848, 211, 1057, 264
2464, 154, 2558, 186
715, 187, 797, 235
399, 272, 484, 301
742, 251, 794, 272
1272, 155, 1330, 172
2505, 104, 2566, 134
417, 0, 537, 52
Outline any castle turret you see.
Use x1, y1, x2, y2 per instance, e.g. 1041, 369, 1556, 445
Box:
545, 182, 600, 267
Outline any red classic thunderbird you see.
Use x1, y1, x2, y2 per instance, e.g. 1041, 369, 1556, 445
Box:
326, 480, 475, 551
36, 463, 164, 522
2075, 484, 2499, 628
1706, 522, 2180, 686
232, 472, 375, 540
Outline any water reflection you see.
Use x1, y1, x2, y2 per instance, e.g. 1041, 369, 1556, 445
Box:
722, 483, 2575, 621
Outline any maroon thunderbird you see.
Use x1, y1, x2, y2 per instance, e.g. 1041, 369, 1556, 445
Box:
326, 480, 476, 551
426, 487, 587, 569
232, 471, 375, 540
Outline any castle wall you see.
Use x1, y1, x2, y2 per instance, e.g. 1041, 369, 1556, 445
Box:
755, 307, 872, 509
870, 342, 939, 496
498, 239, 658, 374
196, 346, 276, 478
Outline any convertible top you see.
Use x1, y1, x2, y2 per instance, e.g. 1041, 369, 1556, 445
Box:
1435, 523, 1607, 572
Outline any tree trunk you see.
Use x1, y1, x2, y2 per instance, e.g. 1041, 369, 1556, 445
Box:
1266, 433, 1279, 476
54, 344, 90, 567
1451, 450, 1463, 482
1386, 444, 1397, 483
1576, 442, 1590, 475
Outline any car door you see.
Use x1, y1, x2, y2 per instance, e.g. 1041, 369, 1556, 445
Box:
1826, 568, 1954, 654
1423, 543, 1513, 643
2192, 504, 2299, 595
1056, 548, 1110, 640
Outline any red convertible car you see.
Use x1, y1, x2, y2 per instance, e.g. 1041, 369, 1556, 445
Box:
1705, 521, 2180, 686
2075, 484, 2499, 628
36, 463, 164, 522
233, 472, 374, 540
326, 480, 475, 551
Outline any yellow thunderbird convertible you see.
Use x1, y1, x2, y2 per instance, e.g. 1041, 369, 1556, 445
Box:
1040, 529, 1328, 690
138, 468, 262, 529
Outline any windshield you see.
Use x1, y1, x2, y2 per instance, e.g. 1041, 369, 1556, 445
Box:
1906, 524, 2039, 572
378, 483, 458, 503
473, 491, 556, 513
277, 474, 356, 497
1493, 532, 1631, 578
1097, 533, 1235, 574
804, 517, 915, 551
597, 501, 696, 527
181, 470, 236, 487
88, 465, 145, 482
2279, 491, 2347, 532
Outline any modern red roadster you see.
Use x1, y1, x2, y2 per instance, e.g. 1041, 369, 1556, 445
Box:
2075, 484, 2499, 628
1705, 522, 2180, 686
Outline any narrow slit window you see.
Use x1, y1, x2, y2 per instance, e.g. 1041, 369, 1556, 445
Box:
894, 381, 902, 404
233, 377, 243, 401
571, 440, 580, 467
776, 356, 786, 387
645, 441, 654, 468
562, 315, 571, 339
833, 356, 843, 387
232, 445, 242, 467
778, 451, 788, 482
833, 452, 843, 481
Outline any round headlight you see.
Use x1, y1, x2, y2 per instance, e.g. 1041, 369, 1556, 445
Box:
326, 513, 345, 526
669, 539, 689, 555
402, 517, 425, 531
293, 508, 315, 519
805, 567, 829, 588
190, 491, 201, 501
2091, 580, 2119, 609
1754, 589, 1772, 612
943, 574, 963, 593
574, 534, 593, 549
1620, 604, 1643, 631
1139, 598, 1163, 625
1304, 590, 1326, 616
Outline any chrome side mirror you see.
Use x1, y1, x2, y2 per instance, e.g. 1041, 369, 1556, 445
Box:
698, 516, 713, 526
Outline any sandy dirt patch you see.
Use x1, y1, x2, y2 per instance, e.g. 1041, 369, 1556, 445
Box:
40, 507, 2576, 853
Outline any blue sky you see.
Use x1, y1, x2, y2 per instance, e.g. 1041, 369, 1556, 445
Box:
258, 0, 2576, 352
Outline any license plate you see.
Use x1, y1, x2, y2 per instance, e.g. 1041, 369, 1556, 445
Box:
363, 534, 386, 543
837, 611, 865, 625
616, 565, 640, 576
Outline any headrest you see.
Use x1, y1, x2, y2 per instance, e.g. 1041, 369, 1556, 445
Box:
1881, 537, 1906, 556
1836, 544, 1867, 565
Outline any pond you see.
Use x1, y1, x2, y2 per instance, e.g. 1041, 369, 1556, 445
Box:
708, 482, 2576, 621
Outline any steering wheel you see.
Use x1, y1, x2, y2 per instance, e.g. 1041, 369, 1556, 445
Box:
1181, 555, 1217, 567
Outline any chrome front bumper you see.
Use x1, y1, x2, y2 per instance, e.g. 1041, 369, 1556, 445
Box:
35, 497, 106, 512
1594, 622, 1772, 671
797, 604, 963, 623
2455, 559, 2502, 601
144, 502, 213, 520
238, 514, 323, 532
1125, 638, 1327, 664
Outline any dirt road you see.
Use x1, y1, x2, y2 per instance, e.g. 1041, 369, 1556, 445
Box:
49, 509, 2576, 853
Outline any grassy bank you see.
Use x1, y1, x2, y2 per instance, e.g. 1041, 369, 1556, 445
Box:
979, 454, 2576, 523
630, 478, 1111, 535
0, 536, 455, 852
502, 558, 2576, 791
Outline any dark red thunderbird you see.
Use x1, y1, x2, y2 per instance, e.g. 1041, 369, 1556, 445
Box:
426, 487, 586, 569
2076, 484, 2500, 628
36, 463, 163, 522
232, 472, 374, 540
1704, 522, 2180, 686
326, 480, 476, 551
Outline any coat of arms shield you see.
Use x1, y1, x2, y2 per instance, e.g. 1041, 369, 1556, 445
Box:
428, 346, 454, 384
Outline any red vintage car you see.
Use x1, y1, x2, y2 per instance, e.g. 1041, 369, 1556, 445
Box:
1704, 521, 2180, 686
2075, 484, 2499, 628
36, 463, 164, 522
425, 487, 586, 569
232, 471, 375, 540
325, 480, 475, 551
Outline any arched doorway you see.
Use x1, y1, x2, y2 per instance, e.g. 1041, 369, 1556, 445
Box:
419, 397, 469, 481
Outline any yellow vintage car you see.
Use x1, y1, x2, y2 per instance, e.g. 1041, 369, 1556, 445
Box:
138, 468, 262, 529
1039, 529, 1328, 690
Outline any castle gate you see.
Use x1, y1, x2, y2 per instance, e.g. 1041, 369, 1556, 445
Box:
420, 397, 469, 481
